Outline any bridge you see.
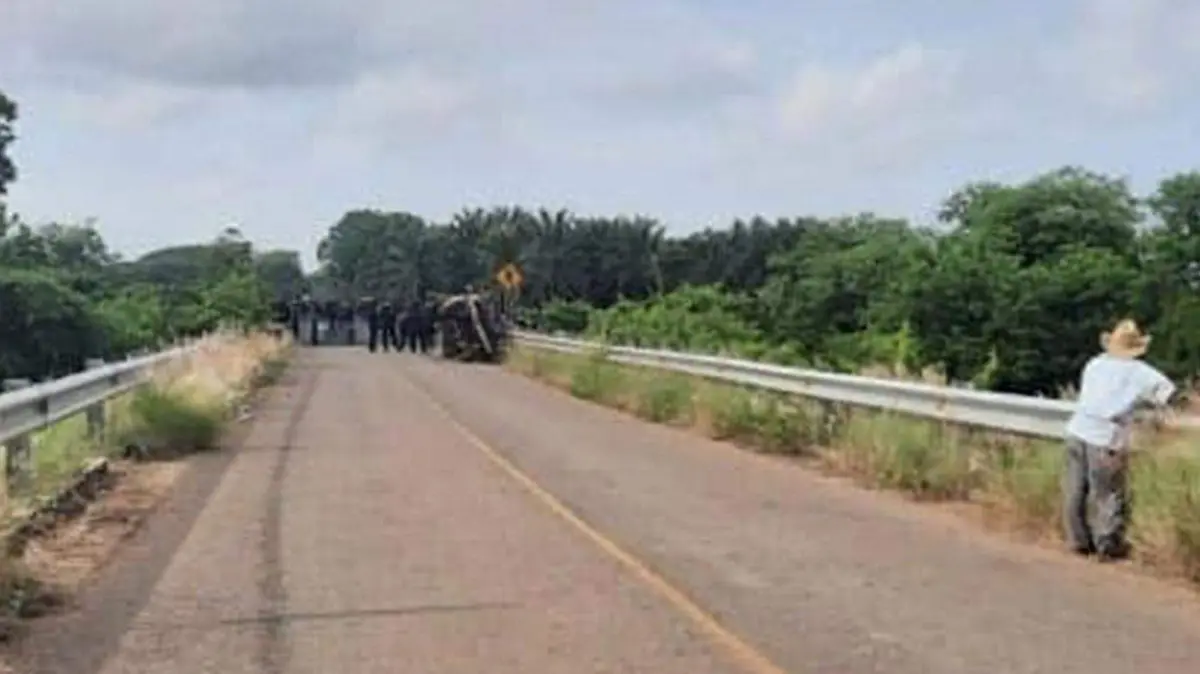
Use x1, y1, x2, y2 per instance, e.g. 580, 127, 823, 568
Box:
10, 346, 1200, 673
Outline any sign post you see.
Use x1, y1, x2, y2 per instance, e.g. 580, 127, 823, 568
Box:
494, 263, 524, 319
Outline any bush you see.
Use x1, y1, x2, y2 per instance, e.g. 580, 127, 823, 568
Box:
536, 299, 592, 333
123, 387, 223, 457
634, 373, 694, 423
834, 413, 977, 499
568, 352, 624, 404
703, 387, 814, 454
250, 353, 290, 389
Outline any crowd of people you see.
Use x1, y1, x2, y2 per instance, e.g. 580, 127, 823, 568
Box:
282, 297, 437, 353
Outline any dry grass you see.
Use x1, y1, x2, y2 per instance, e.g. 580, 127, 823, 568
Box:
506, 346, 1200, 589
0, 329, 291, 627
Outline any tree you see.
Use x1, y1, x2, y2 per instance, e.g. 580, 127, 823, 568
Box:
1140, 172, 1200, 381
0, 269, 101, 381
254, 250, 307, 302
941, 167, 1140, 267
0, 90, 16, 197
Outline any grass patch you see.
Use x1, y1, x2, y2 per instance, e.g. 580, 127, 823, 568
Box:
568, 351, 625, 404
831, 411, 977, 499
250, 352, 290, 390
633, 373, 695, 424
121, 387, 224, 457
701, 386, 815, 454
506, 345, 1200, 588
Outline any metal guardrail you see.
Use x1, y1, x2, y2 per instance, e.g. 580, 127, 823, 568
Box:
0, 345, 194, 489
512, 331, 1196, 441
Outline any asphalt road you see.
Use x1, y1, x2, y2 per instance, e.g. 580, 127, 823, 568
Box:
16, 348, 1200, 673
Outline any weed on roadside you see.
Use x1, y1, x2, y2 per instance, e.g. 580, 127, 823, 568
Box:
634, 373, 694, 424
569, 351, 625, 404
978, 439, 1063, 532
1128, 452, 1200, 581
251, 353, 291, 390
832, 412, 977, 499
702, 385, 760, 442
120, 387, 224, 457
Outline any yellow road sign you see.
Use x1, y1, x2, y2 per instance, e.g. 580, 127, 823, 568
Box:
496, 263, 524, 289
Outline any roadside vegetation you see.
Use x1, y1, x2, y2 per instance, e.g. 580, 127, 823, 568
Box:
0, 330, 291, 634
507, 347, 1200, 587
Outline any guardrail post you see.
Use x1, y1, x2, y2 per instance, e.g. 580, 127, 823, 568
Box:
816, 400, 838, 446
85, 359, 107, 440
2, 378, 33, 490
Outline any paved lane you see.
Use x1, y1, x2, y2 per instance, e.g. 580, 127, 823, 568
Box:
397, 353, 1200, 674
19, 348, 1200, 673
19, 349, 746, 674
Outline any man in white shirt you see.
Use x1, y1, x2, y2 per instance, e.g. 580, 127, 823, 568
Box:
1063, 319, 1177, 561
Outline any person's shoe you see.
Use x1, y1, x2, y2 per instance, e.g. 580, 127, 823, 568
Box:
1097, 542, 1131, 562
1071, 544, 1096, 557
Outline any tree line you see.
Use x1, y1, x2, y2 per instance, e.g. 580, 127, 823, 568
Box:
0, 90, 304, 382
314, 167, 1200, 397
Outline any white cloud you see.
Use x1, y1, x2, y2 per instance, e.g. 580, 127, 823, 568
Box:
311, 65, 483, 160
1047, 0, 1200, 112
54, 81, 209, 131
0, 0, 579, 89
332, 67, 475, 128
775, 43, 964, 159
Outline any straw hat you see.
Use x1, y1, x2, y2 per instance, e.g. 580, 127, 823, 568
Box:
1101, 319, 1150, 358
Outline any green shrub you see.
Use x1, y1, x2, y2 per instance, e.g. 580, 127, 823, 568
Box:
837, 413, 977, 499
753, 397, 815, 454
1129, 452, 1200, 580
981, 440, 1063, 529
635, 374, 694, 423
704, 386, 760, 441
122, 387, 224, 457
569, 352, 624, 404
251, 353, 290, 389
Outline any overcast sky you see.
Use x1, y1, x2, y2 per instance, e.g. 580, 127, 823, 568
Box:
1, 0, 1198, 269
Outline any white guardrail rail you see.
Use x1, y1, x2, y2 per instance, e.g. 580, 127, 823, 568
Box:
0, 345, 194, 485
512, 331, 1198, 440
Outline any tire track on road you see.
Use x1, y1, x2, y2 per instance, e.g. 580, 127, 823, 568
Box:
256, 358, 321, 674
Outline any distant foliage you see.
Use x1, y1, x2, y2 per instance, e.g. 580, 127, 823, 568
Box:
0, 219, 295, 381
312, 167, 1200, 397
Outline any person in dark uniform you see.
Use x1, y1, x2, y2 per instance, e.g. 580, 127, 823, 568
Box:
302, 296, 319, 345
340, 301, 356, 345
288, 296, 302, 341
399, 300, 420, 353
323, 300, 339, 340
379, 301, 399, 352
418, 300, 435, 353
363, 296, 380, 352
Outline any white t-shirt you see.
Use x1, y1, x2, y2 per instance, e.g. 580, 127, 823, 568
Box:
1065, 353, 1176, 448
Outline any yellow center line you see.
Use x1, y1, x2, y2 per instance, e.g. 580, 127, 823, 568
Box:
405, 374, 790, 674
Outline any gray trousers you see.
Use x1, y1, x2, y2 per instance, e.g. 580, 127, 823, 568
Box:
1063, 436, 1129, 555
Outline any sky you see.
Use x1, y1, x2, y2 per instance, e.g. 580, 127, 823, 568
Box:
1, 0, 1198, 270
